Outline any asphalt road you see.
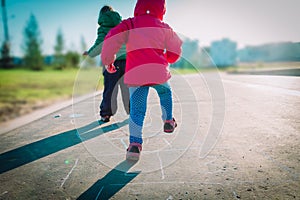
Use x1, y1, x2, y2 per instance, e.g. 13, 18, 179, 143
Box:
0, 72, 299, 199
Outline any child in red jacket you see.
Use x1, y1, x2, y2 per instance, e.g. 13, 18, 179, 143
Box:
101, 0, 182, 160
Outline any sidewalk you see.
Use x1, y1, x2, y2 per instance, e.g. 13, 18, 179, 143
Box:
228, 66, 300, 76
0, 92, 100, 135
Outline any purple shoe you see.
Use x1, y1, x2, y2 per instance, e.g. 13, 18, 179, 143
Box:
126, 143, 142, 161
164, 118, 177, 133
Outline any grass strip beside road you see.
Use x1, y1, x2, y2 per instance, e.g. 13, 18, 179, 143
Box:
0, 68, 103, 122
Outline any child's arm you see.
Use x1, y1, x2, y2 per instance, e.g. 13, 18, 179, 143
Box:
165, 28, 182, 63
101, 19, 130, 65
87, 27, 107, 57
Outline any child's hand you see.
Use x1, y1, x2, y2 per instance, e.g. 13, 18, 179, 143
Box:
105, 63, 117, 73
82, 51, 88, 56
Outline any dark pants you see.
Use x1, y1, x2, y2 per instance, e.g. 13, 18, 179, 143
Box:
100, 59, 130, 117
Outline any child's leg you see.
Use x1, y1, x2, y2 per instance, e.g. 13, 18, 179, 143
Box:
152, 82, 173, 121
100, 69, 120, 117
116, 60, 130, 115
129, 86, 149, 144
120, 81, 130, 115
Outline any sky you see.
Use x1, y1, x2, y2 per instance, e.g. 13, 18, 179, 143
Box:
1, 0, 300, 56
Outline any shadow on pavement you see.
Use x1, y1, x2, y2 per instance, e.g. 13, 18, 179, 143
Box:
0, 119, 129, 174
77, 160, 140, 200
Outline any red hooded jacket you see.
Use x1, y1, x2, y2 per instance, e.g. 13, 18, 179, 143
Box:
101, 0, 182, 86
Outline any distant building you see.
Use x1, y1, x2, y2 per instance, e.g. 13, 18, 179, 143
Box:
44, 55, 54, 65
172, 38, 201, 68
13, 57, 23, 65
12, 56, 54, 66
238, 42, 300, 62
210, 38, 237, 67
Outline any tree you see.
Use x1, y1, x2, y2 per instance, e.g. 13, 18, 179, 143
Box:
0, 0, 14, 69
80, 35, 87, 52
65, 51, 80, 68
53, 29, 66, 69
22, 14, 43, 70
80, 36, 96, 67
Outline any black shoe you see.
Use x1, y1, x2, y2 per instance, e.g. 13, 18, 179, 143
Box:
101, 115, 110, 122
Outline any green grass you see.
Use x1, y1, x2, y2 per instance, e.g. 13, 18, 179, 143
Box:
0, 68, 103, 121
171, 67, 199, 74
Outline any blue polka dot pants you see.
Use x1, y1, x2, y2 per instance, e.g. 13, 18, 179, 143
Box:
129, 82, 173, 144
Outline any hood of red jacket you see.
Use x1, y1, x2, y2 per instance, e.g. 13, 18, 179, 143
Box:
134, 0, 166, 20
